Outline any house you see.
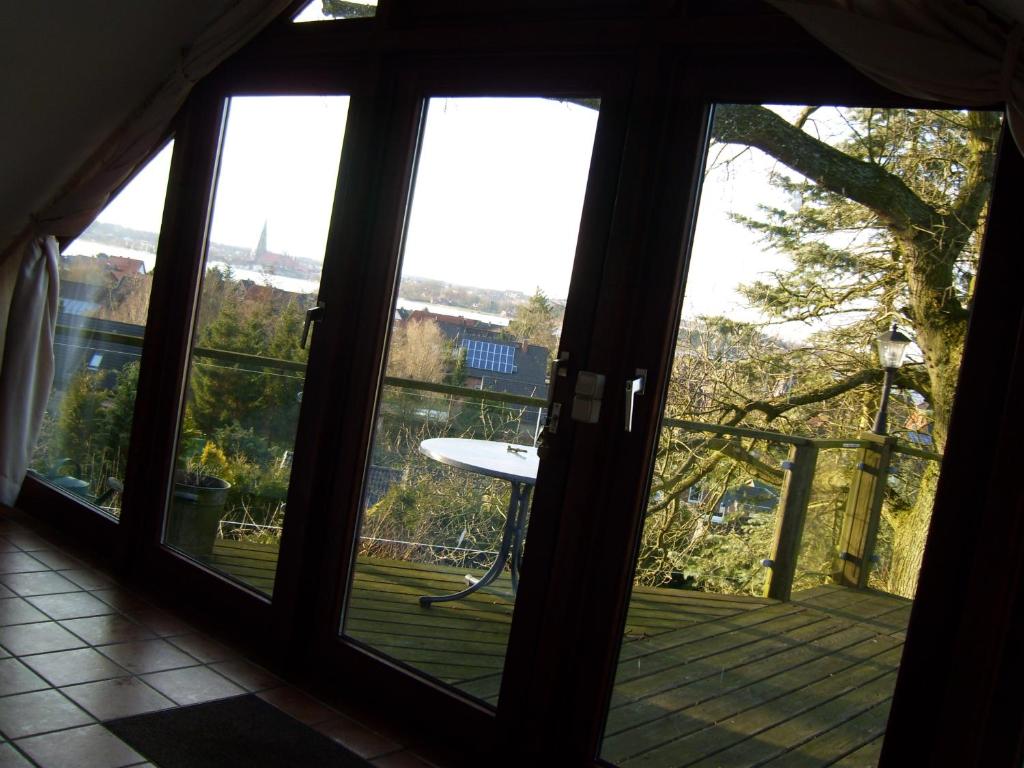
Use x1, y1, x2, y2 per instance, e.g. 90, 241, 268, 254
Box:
1, 2, 1023, 767
402, 308, 551, 399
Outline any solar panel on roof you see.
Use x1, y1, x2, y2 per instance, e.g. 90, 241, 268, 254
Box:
461, 338, 517, 374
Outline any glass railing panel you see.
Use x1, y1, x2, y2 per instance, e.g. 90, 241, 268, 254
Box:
791, 444, 860, 591
360, 381, 545, 583
30, 141, 174, 518
639, 420, 787, 597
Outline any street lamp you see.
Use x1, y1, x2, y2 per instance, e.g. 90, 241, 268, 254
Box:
872, 324, 912, 435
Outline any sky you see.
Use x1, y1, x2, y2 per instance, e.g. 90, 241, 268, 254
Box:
74, 95, 816, 337
401, 97, 598, 299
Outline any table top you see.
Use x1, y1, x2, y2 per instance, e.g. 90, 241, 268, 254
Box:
419, 438, 539, 484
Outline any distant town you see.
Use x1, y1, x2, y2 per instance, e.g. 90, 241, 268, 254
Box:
78, 221, 565, 320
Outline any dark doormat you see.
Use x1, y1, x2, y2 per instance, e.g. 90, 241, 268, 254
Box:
106, 694, 373, 768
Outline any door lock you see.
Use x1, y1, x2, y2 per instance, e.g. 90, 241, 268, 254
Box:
537, 351, 570, 458
541, 351, 570, 436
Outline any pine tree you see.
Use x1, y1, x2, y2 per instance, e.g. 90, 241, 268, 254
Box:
507, 288, 560, 359
705, 106, 1001, 596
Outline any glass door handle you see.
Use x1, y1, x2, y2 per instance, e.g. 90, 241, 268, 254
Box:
300, 301, 325, 349
625, 369, 647, 432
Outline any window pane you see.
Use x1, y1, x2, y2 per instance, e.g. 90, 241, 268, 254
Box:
341, 96, 599, 705
164, 95, 349, 596
601, 106, 1001, 766
293, 0, 377, 22
30, 141, 174, 518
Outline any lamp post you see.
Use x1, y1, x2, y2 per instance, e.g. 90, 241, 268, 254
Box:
871, 324, 912, 435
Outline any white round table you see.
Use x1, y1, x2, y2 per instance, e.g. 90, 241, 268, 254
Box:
418, 438, 538, 607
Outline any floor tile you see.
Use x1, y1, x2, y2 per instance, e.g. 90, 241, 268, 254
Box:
140, 665, 246, 705
90, 589, 150, 613
98, 639, 200, 674
0, 657, 50, 696
25, 592, 115, 621
257, 686, 337, 725
21, 648, 127, 687
316, 715, 402, 759
208, 658, 281, 692
15, 724, 145, 768
0, 689, 93, 738
0, 742, 34, 767
0, 572, 81, 597
0, 622, 87, 655
371, 750, 438, 768
0, 553, 49, 575
60, 677, 175, 720
60, 570, 115, 591
166, 634, 234, 663
0, 533, 49, 552
59, 615, 155, 646
22, 549, 83, 570
0, 586, 14, 600
0, 598, 49, 627
124, 608, 194, 637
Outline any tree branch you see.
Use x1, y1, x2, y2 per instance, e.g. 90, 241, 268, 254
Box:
711, 105, 941, 236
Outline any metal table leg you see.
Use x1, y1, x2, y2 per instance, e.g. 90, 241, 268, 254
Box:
419, 481, 532, 608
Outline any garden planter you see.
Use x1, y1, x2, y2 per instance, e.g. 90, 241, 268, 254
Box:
166, 472, 231, 556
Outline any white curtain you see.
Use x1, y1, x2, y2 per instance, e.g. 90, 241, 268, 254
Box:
769, 0, 1024, 150
0, 237, 58, 506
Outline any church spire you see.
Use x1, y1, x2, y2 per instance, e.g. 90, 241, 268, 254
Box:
254, 221, 268, 260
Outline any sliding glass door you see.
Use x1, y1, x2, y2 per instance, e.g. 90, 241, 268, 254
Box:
162, 93, 350, 596
337, 93, 601, 700
127, 42, 1010, 767
590, 103, 1002, 767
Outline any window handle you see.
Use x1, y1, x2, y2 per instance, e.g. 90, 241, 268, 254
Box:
300, 301, 325, 349
625, 369, 647, 432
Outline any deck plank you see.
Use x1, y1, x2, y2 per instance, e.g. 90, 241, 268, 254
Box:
757, 699, 892, 767
829, 735, 885, 767
207, 541, 908, 767
616, 646, 902, 767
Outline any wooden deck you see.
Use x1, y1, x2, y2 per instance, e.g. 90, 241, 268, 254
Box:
208, 540, 910, 767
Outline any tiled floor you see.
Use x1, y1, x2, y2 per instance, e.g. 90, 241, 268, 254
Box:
0, 512, 439, 768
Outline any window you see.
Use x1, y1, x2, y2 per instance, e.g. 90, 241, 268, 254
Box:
162, 95, 350, 595
29, 141, 175, 519
292, 0, 377, 22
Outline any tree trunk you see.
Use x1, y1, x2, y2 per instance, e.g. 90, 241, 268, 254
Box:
885, 237, 961, 597
888, 458, 940, 597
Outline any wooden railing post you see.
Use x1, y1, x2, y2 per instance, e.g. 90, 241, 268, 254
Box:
763, 442, 818, 602
833, 432, 894, 588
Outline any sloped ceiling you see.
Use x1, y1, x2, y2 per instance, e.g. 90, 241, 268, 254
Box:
0, 1, 240, 250
985, 0, 1024, 25
0, 1, 1020, 257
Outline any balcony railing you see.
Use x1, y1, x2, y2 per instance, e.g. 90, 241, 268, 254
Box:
44, 324, 941, 600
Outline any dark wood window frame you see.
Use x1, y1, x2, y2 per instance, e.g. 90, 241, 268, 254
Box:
16, 4, 1024, 765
